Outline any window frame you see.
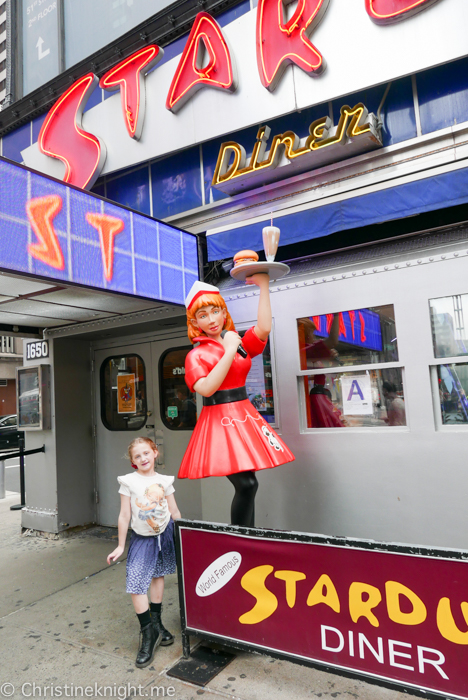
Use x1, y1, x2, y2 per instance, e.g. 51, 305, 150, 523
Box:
428, 293, 468, 430
158, 345, 197, 432
295, 305, 408, 433
99, 353, 147, 432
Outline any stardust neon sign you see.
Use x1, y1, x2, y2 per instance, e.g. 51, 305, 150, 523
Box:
212, 103, 382, 195
36, 0, 444, 191
0, 157, 199, 304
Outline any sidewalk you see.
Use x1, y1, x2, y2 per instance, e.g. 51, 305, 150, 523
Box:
0, 494, 409, 700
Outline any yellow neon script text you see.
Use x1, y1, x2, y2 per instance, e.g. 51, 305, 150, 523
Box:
212, 103, 375, 187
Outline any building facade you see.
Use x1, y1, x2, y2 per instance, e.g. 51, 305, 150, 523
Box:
0, 0, 467, 549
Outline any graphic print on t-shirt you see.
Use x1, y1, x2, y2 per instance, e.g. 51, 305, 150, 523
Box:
135, 482, 165, 534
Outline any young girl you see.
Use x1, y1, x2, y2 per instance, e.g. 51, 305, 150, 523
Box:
107, 437, 181, 669
178, 276, 295, 527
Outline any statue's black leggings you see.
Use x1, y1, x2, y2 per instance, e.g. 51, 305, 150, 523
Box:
227, 471, 258, 527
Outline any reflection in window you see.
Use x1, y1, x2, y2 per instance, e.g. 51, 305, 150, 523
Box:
430, 295, 468, 358
160, 348, 198, 431
241, 334, 276, 425
100, 355, 147, 431
302, 369, 406, 428
436, 364, 468, 424
297, 305, 398, 370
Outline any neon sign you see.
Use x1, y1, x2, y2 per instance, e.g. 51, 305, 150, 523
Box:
365, 0, 442, 24
34, 1, 443, 191
0, 157, 198, 304
26, 195, 65, 270
38, 73, 106, 190
256, 0, 329, 91
100, 45, 163, 140
166, 12, 237, 113
311, 309, 383, 352
212, 103, 382, 195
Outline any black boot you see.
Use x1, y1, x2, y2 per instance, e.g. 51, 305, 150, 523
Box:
135, 622, 162, 668
151, 604, 174, 646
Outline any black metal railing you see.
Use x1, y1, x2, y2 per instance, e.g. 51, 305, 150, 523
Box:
0, 433, 45, 510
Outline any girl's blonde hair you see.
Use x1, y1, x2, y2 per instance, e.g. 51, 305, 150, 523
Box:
127, 436, 158, 464
186, 293, 235, 343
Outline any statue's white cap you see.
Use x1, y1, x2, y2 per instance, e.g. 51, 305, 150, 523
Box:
185, 280, 220, 310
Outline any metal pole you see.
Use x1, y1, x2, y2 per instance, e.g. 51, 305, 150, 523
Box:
10, 434, 25, 511
0, 459, 4, 500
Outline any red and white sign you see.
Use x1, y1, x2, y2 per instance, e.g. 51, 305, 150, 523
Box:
24, 0, 466, 187
177, 522, 468, 700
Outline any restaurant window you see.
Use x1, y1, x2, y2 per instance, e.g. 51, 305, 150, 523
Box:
100, 355, 147, 431
160, 348, 198, 431
297, 306, 406, 429
430, 294, 468, 426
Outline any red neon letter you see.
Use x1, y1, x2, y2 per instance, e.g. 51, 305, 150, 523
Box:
166, 12, 237, 113
348, 310, 356, 340
359, 311, 367, 343
365, 0, 442, 24
256, 0, 329, 92
100, 45, 163, 140
38, 73, 106, 190
86, 213, 125, 282
26, 195, 65, 270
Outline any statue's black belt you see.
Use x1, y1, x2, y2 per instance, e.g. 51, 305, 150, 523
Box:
203, 386, 248, 406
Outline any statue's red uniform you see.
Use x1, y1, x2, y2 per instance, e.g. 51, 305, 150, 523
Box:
178, 327, 295, 479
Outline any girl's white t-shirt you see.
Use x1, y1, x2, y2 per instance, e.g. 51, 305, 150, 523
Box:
117, 471, 175, 536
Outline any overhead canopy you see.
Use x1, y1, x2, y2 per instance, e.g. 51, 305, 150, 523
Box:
207, 165, 468, 261
0, 157, 199, 334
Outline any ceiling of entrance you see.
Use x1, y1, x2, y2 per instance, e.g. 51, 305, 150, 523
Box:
0, 272, 172, 337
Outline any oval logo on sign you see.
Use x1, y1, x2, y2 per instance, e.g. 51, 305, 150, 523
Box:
195, 551, 242, 597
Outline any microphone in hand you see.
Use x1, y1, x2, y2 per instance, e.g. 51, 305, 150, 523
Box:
220, 330, 248, 358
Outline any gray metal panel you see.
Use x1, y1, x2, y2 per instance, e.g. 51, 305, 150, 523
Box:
0, 299, 111, 321
0, 276, 56, 296
36, 288, 164, 313
0, 310, 74, 326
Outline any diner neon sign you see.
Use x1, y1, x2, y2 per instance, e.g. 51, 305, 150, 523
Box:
365, 0, 442, 24
212, 103, 382, 194
166, 12, 237, 113
100, 45, 163, 140
37, 1, 444, 191
256, 0, 329, 91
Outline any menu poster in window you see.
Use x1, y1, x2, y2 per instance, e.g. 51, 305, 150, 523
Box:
117, 374, 136, 414
246, 355, 267, 411
342, 374, 373, 415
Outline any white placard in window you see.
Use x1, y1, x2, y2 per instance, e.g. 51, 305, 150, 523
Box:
342, 374, 373, 416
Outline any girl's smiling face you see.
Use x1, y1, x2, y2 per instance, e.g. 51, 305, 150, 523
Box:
192, 304, 226, 339
131, 443, 158, 475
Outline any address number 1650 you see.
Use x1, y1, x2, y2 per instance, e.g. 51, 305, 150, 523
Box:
26, 340, 49, 360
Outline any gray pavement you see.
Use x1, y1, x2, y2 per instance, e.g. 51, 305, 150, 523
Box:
0, 493, 410, 700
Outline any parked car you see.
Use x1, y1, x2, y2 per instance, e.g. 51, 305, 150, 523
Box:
0, 414, 17, 431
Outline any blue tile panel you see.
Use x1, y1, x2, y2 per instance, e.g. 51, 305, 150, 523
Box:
3, 123, 31, 163
417, 56, 468, 135
106, 165, 151, 216
332, 77, 417, 147
0, 158, 199, 303
151, 147, 203, 218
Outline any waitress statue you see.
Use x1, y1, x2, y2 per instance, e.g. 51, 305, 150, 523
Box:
178, 276, 295, 527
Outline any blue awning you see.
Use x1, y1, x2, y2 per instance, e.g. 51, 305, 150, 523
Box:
207, 166, 468, 261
